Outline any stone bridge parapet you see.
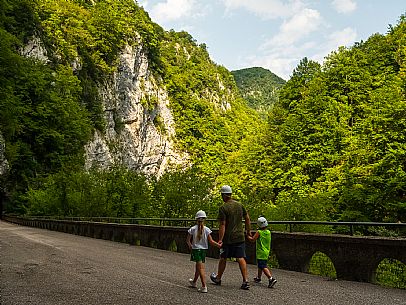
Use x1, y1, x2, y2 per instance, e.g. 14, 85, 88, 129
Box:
4, 216, 405, 284
271, 232, 406, 282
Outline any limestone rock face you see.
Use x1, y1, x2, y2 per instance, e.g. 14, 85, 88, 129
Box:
20, 36, 48, 63
0, 133, 8, 176
17, 37, 189, 177
84, 44, 189, 176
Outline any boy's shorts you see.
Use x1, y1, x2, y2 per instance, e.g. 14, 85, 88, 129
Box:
191, 249, 207, 262
219, 242, 246, 259
257, 259, 268, 269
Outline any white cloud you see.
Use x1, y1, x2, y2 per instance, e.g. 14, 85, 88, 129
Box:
331, 0, 357, 14
148, 0, 198, 23
244, 26, 357, 80
221, 0, 305, 19
328, 27, 357, 48
247, 8, 322, 79
311, 27, 357, 61
268, 8, 322, 46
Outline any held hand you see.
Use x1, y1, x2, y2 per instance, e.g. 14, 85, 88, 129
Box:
218, 240, 223, 248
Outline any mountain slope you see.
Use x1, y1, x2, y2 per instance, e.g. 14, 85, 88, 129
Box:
232, 67, 285, 112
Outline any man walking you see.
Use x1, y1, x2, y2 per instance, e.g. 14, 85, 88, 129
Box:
210, 185, 251, 290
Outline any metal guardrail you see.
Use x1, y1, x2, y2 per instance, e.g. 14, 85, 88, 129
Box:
27, 216, 208, 227
22, 216, 406, 236
267, 220, 406, 236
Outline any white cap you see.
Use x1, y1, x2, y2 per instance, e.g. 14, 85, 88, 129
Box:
195, 210, 207, 219
220, 185, 232, 194
257, 216, 268, 228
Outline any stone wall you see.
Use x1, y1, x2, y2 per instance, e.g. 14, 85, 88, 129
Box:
4, 216, 405, 284
272, 232, 406, 282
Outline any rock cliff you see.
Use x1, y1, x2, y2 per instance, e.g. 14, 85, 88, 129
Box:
84, 44, 189, 176
21, 37, 189, 177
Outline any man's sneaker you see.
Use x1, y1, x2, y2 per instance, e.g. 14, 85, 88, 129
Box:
253, 277, 261, 283
240, 281, 250, 290
268, 278, 277, 288
189, 279, 197, 288
198, 286, 208, 293
210, 273, 221, 285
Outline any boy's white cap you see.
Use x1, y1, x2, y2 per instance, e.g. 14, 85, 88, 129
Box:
257, 216, 268, 228
195, 210, 207, 219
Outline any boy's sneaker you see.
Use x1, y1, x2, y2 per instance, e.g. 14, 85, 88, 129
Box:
268, 278, 277, 288
253, 277, 261, 283
210, 273, 221, 285
198, 286, 208, 293
240, 281, 250, 290
189, 279, 197, 288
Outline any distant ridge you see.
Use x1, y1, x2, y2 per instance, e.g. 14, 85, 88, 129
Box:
232, 67, 285, 112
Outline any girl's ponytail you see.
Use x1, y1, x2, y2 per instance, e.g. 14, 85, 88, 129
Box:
197, 219, 204, 241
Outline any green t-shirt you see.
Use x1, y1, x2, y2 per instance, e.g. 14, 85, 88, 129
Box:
256, 229, 271, 260
218, 199, 247, 244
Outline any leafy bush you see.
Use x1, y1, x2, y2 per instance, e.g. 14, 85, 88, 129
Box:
376, 258, 406, 289
308, 251, 337, 279
25, 166, 217, 219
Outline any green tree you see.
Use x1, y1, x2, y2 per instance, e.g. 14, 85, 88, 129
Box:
148, 166, 215, 218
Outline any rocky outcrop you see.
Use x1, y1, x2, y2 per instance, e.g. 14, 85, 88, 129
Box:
84, 44, 189, 176
20, 36, 48, 63
0, 133, 9, 176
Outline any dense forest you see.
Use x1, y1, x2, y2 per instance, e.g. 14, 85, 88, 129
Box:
0, 0, 405, 230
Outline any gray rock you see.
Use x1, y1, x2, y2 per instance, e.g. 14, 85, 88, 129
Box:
0, 132, 9, 176
84, 44, 189, 176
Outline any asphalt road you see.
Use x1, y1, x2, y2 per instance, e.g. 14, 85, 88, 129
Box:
1, 220, 405, 305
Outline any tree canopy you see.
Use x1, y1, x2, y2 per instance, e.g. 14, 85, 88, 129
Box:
234, 18, 406, 223
0, 1, 404, 228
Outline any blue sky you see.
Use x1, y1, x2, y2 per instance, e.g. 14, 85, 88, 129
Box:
137, 0, 406, 80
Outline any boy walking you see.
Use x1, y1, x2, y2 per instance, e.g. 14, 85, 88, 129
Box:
247, 216, 277, 288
